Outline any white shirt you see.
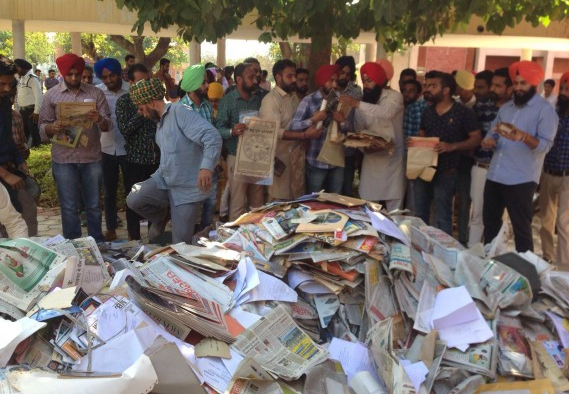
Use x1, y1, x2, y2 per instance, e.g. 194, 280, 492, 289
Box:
16, 70, 43, 114
0, 184, 28, 238
97, 81, 129, 156
541, 92, 557, 107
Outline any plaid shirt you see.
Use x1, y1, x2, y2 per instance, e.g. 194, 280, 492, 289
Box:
403, 99, 428, 138
215, 88, 263, 156
544, 112, 569, 172
11, 110, 30, 160
180, 95, 214, 124
473, 98, 498, 164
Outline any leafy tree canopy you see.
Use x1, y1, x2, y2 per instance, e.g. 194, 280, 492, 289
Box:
0, 32, 55, 64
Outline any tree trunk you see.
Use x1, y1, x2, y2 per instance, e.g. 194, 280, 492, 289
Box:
82, 36, 101, 61
279, 42, 293, 59
308, 30, 333, 91
109, 35, 171, 70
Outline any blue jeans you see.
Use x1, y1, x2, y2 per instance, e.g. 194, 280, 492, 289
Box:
52, 161, 104, 242
199, 172, 218, 231
414, 172, 458, 236
306, 163, 344, 194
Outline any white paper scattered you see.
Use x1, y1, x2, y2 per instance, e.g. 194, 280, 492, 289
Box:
0, 317, 46, 367
401, 360, 429, 391
365, 208, 410, 246
328, 338, 377, 381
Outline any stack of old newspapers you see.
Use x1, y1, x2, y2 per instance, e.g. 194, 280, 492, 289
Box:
0, 192, 568, 394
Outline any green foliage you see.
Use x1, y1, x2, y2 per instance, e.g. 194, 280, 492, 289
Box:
0, 32, 54, 64
27, 145, 58, 208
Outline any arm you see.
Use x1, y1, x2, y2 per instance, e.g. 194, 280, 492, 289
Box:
94, 89, 112, 132
179, 108, 222, 172
214, 96, 233, 140
31, 76, 43, 115
290, 97, 315, 131
0, 184, 28, 238
436, 129, 482, 153
38, 90, 57, 141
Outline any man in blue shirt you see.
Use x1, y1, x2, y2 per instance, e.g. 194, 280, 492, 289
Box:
482, 61, 558, 252
126, 78, 222, 244
539, 71, 569, 266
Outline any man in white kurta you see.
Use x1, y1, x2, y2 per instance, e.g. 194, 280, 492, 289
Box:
340, 62, 405, 210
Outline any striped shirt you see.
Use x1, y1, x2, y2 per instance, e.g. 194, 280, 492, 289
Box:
180, 95, 214, 124
544, 113, 569, 172
11, 110, 30, 160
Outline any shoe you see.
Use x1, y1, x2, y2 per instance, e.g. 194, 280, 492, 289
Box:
148, 209, 169, 242
104, 229, 117, 241
219, 215, 229, 223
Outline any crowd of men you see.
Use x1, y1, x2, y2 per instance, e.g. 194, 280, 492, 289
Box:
0, 51, 567, 267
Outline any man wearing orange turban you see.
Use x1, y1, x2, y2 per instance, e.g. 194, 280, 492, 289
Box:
290, 64, 347, 193
339, 61, 405, 210
39, 53, 112, 242
481, 60, 558, 253
539, 71, 569, 266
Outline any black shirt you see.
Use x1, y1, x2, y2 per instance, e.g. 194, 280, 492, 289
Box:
421, 102, 480, 173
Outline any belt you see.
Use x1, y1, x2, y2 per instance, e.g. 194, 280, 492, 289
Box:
544, 168, 569, 177
474, 161, 490, 169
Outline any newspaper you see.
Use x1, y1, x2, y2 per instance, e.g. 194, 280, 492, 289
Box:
234, 118, 278, 183
406, 137, 439, 182
53, 102, 95, 148
367, 318, 397, 391
0, 239, 67, 312
233, 304, 328, 380
389, 243, 414, 276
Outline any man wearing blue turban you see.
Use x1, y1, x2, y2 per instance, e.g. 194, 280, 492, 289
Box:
94, 58, 130, 241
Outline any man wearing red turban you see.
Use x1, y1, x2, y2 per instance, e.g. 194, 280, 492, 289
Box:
290, 64, 347, 193
539, 71, 569, 266
481, 60, 558, 253
39, 53, 112, 242
340, 61, 405, 210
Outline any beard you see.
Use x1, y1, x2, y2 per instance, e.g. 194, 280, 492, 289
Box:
193, 88, 206, 100
362, 85, 382, 104
148, 108, 161, 123
423, 91, 443, 104
281, 81, 296, 93
337, 78, 349, 90
242, 83, 257, 94
321, 85, 333, 96
297, 84, 309, 95
558, 94, 569, 114
513, 86, 536, 106
488, 91, 500, 103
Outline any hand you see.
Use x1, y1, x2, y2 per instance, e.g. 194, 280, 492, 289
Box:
30, 113, 39, 124
231, 123, 247, 137
4, 172, 24, 190
197, 169, 213, 193
304, 126, 323, 140
363, 145, 386, 154
86, 109, 102, 123
47, 121, 64, 137
339, 95, 359, 109
332, 110, 346, 123
481, 138, 496, 149
310, 110, 327, 124
435, 142, 456, 153
18, 162, 29, 175
495, 122, 525, 142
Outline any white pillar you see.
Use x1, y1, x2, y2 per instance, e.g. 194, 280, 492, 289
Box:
71, 32, 82, 56
217, 38, 226, 68
12, 20, 25, 59
409, 46, 419, 70
365, 42, 377, 62
520, 49, 533, 61
543, 51, 555, 79
376, 43, 387, 60
475, 48, 488, 71
189, 39, 201, 65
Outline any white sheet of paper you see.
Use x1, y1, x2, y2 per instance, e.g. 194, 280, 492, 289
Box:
229, 307, 262, 329
37, 286, 77, 310
9, 354, 157, 394
0, 317, 46, 367
546, 311, 569, 348
195, 356, 232, 393
431, 286, 478, 329
287, 269, 313, 289
221, 348, 245, 376
328, 338, 376, 382
365, 208, 410, 246
402, 361, 429, 391
234, 258, 261, 306
246, 270, 298, 303
413, 282, 436, 334
349, 370, 386, 394
437, 310, 493, 349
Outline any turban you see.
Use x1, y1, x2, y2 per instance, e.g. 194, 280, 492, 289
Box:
360, 62, 387, 87
181, 64, 205, 93
315, 64, 340, 87
14, 59, 32, 71
455, 70, 475, 90
376, 59, 394, 81
94, 58, 122, 78
130, 78, 165, 105
509, 61, 544, 87
208, 82, 224, 100
56, 54, 85, 77
560, 72, 569, 87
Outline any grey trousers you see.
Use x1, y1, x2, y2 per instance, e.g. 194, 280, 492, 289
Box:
126, 177, 199, 244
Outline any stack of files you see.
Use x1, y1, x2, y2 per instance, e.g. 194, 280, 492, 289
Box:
125, 277, 243, 343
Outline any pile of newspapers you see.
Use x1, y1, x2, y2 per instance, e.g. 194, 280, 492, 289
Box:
1, 192, 569, 394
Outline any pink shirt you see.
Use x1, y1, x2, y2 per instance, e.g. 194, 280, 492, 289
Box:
39, 82, 111, 164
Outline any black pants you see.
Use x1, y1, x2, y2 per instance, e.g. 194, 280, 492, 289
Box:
123, 161, 159, 240
19, 106, 41, 147
102, 153, 127, 231
483, 179, 537, 252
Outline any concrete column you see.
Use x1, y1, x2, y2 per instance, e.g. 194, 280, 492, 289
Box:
365, 42, 377, 62
71, 32, 82, 56
12, 20, 25, 59
543, 50, 555, 79
475, 48, 487, 71
520, 49, 533, 61
189, 39, 201, 65
409, 45, 419, 70
358, 45, 366, 65
376, 43, 387, 60
216, 38, 226, 68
